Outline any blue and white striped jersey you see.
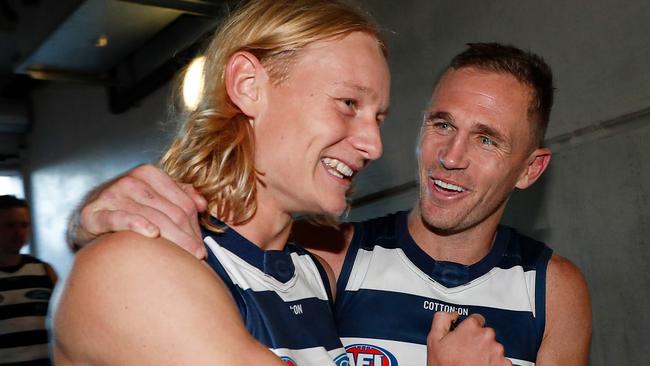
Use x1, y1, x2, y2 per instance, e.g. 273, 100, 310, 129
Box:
0, 255, 54, 365
203, 220, 348, 366
335, 211, 552, 366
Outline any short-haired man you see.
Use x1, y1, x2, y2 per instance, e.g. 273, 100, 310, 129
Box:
297, 43, 591, 366
0, 195, 57, 365
72, 43, 591, 365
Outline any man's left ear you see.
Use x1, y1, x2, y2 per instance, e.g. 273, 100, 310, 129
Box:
516, 147, 551, 189
225, 51, 269, 118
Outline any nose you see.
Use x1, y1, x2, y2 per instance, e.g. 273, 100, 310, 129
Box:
438, 135, 469, 170
349, 118, 383, 162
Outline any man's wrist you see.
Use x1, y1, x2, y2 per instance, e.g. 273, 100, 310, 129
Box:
66, 207, 90, 252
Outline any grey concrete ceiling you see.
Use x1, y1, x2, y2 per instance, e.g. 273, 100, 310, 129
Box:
0, 0, 228, 169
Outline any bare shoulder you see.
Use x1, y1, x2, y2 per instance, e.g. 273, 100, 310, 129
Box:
537, 253, 592, 365
546, 253, 591, 309
53, 232, 283, 365
71, 231, 193, 272
52, 232, 211, 363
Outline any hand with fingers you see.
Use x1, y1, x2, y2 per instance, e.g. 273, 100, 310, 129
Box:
427, 312, 512, 366
68, 164, 208, 258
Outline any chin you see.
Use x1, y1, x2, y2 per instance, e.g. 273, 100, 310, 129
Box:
420, 205, 464, 232
421, 217, 467, 235
324, 205, 347, 217
319, 198, 348, 217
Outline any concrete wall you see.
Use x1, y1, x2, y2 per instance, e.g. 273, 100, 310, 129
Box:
22, 0, 649, 364
505, 114, 650, 364
24, 81, 174, 276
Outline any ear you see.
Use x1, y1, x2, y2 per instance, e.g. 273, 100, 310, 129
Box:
225, 51, 268, 118
515, 147, 551, 189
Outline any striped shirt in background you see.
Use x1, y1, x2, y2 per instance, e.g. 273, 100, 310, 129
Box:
0, 255, 55, 366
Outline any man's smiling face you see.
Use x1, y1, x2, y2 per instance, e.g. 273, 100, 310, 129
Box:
416, 67, 540, 233
253, 31, 390, 217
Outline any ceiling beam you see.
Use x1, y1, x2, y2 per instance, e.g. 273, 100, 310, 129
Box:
108, 13, 219, 113
117, 0, 226, 17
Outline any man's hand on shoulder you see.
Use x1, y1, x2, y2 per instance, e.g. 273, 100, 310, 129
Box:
427, 312, 512, 366
68, 164, 208, 258
537, 254, 592, 366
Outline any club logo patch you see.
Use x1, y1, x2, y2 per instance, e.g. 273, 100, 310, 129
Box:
346, 344, 397, 366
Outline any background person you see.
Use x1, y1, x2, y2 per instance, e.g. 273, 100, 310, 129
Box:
0, 195, 57, 365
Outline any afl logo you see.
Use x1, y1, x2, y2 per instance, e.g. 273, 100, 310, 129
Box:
346, 344, 397, 366
280, 356, 297, 366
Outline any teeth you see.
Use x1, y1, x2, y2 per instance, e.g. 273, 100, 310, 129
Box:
322, 157, 354, 178
433, 179, 465, 192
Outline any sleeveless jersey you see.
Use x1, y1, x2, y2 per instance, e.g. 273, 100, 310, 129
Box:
335, 211, 552, 366
0, 255, 55, 365
202, 222, 348, 366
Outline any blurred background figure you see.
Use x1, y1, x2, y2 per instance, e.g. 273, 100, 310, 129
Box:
0, 195, 57, 366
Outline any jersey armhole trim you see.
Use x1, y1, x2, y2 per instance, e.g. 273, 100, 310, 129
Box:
335, 222, 364, 299
534, 245, 553, 350
307, 250, 336, 308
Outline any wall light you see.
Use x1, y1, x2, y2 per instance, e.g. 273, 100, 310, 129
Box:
182, 56, 206, 111
95, 35, 109, 48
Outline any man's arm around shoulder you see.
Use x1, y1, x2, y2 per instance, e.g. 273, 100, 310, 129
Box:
52, 232, 284, 365
537, 253, 592, 365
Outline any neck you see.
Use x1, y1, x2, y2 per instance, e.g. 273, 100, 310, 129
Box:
407, 207, 501, 265
217, 198, 294, 251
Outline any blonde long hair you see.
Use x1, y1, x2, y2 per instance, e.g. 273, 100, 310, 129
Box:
160, 0, 386, 232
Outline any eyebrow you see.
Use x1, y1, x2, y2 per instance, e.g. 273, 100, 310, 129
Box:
335, 81, 390, 116
425, 111, 453, 122
473, 123, 507, 143
335, 81, 373, 95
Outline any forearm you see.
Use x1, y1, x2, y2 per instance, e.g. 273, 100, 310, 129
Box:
65, 178, 116, 250
64, 164, 207, 257
65, 200, 89, 251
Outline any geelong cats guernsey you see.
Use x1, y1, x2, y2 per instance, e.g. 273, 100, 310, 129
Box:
335, 211, 552, 366
0, 255, 55, 365
202, 221, 348, 366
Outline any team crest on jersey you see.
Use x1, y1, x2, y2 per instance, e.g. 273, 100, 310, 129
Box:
280, 356, 297, 366
346, 344, 397, 366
